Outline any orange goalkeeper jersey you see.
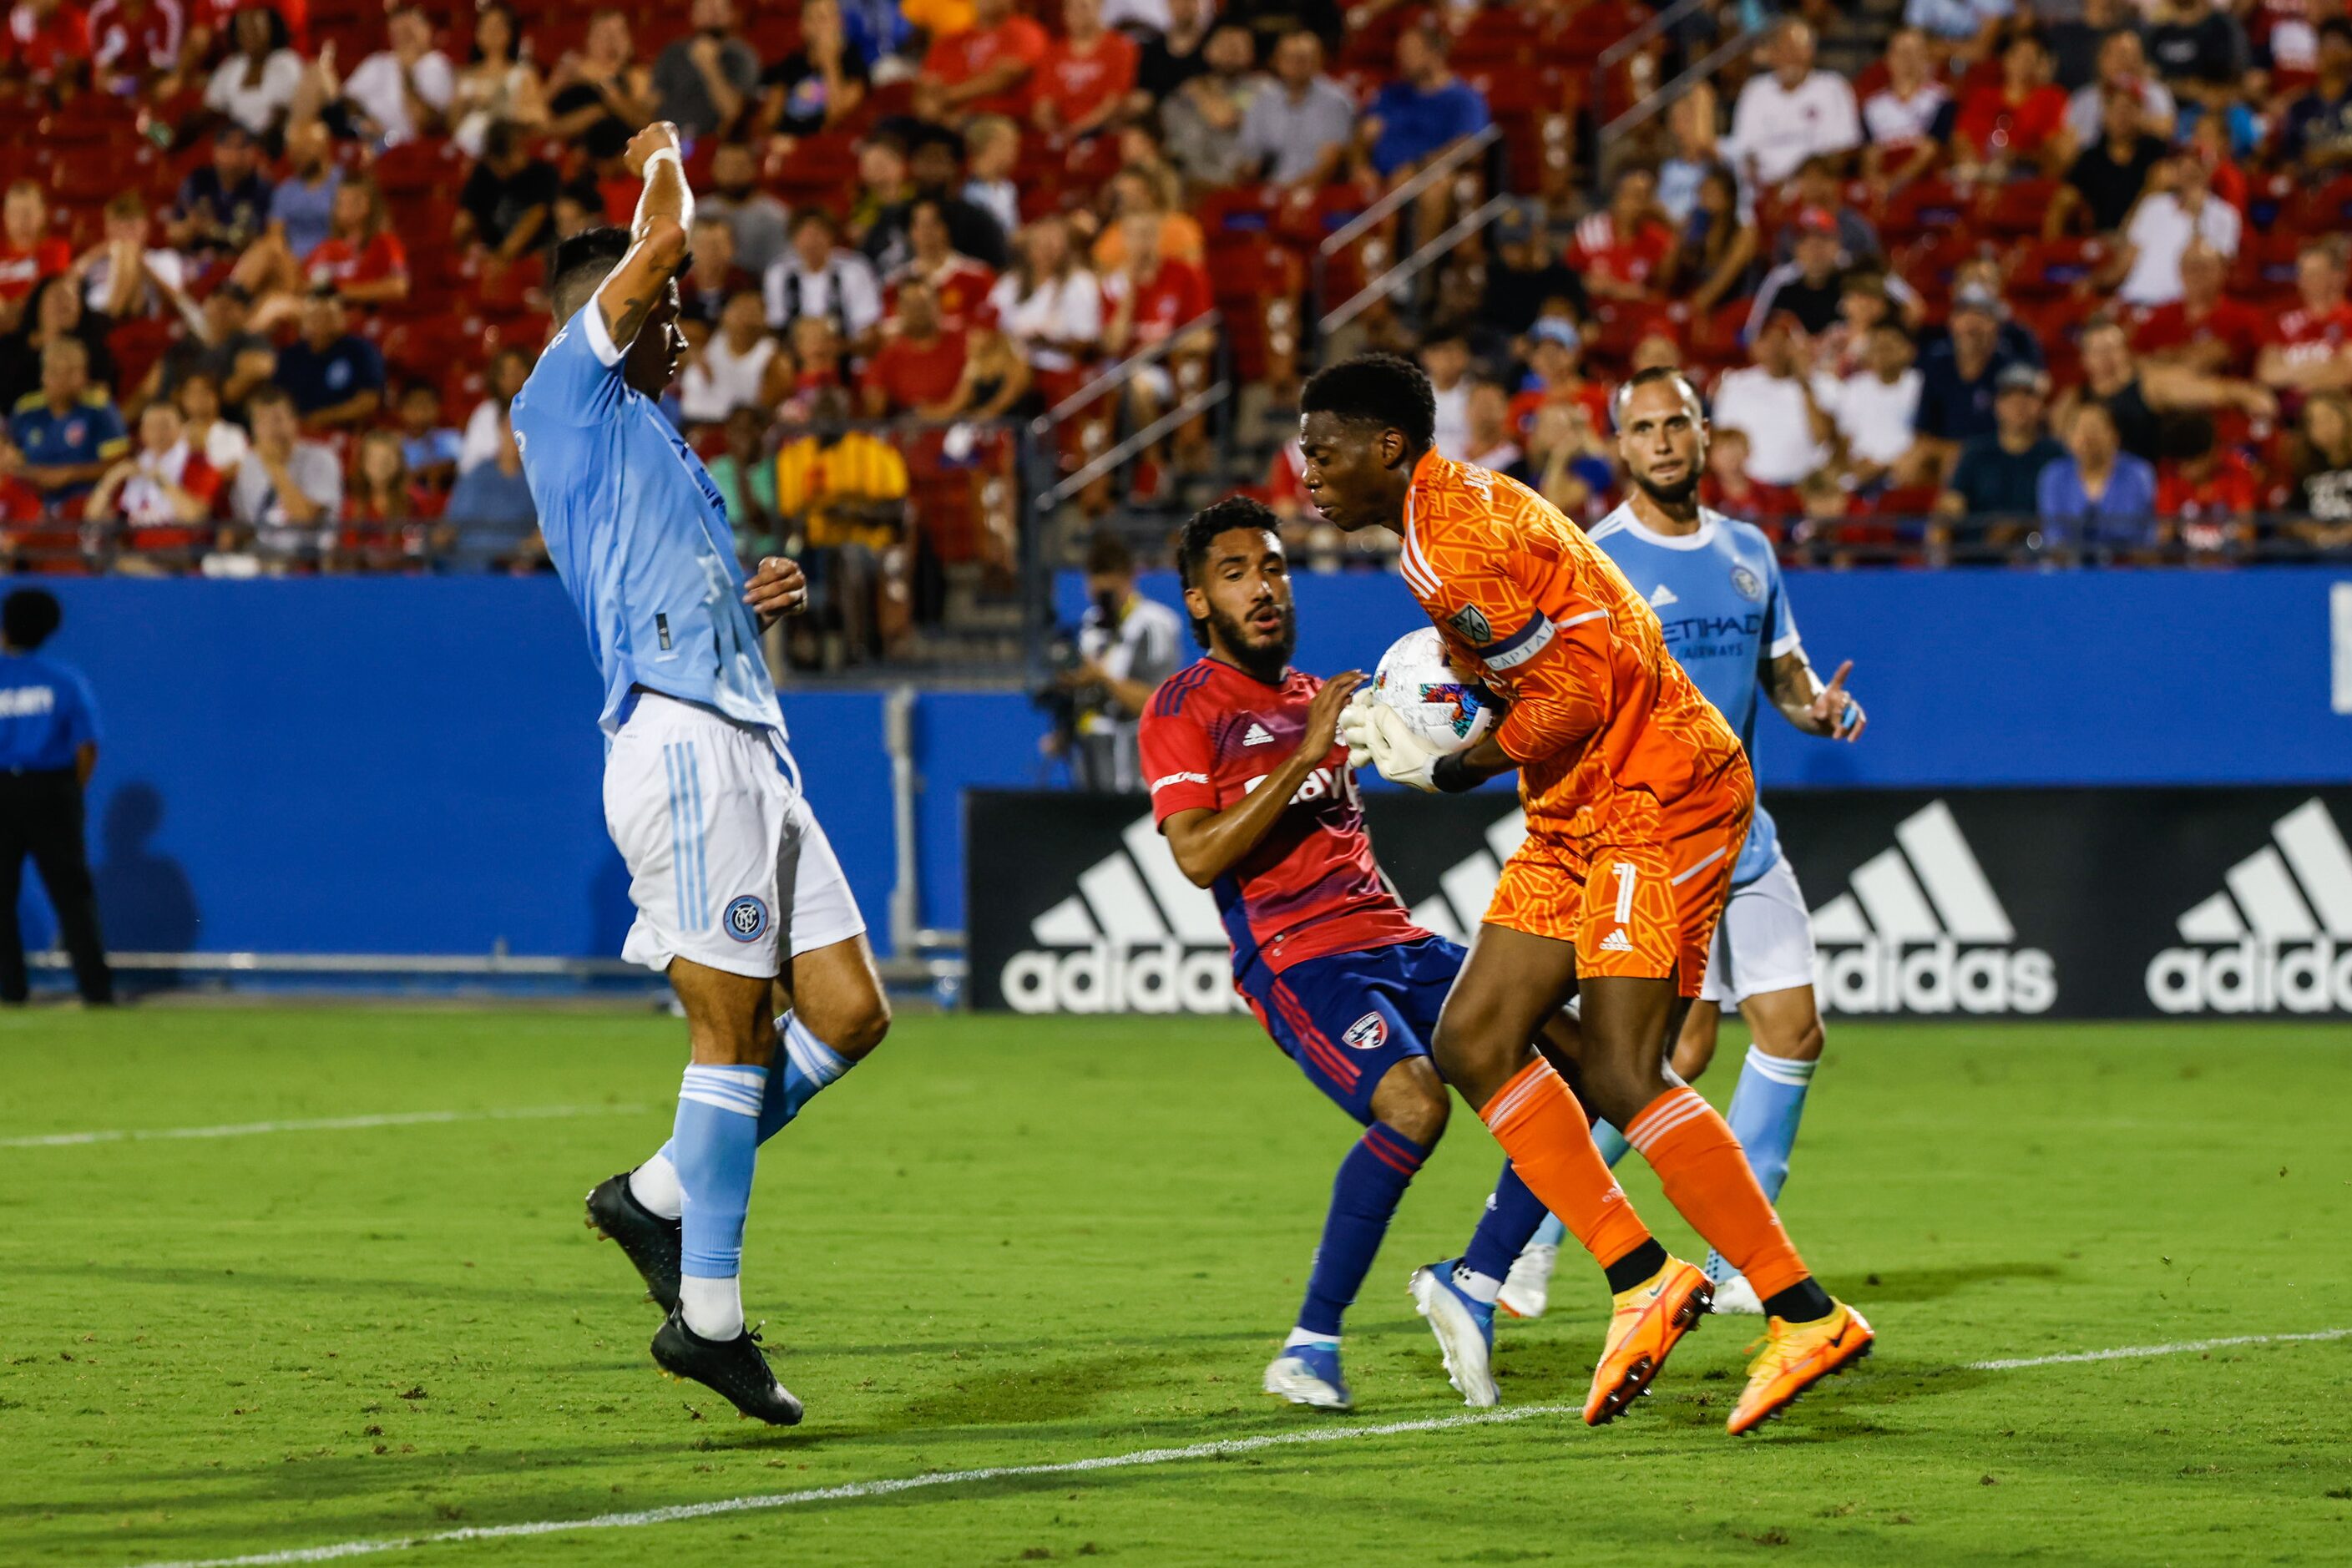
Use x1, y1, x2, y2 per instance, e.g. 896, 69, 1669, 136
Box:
1395, 451, 1750, 848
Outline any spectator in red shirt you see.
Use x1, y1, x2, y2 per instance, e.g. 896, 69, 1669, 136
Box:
887, 199, 997, 333
0, 180, 72, 335
0, 426, 43, 526
864, 279, 969, 417
1954, 30, 2073, 178
1698, 426, 1800, 524
2258, 238, 2352, 397
301, 175, 410, 311
83, 398, 222, 559
2153, 411, 2256, 553
1100, 208, 1211, 478
6, 0, 93, 85
918, 0, 1049, 124
1033, 0, 1136, 144
345, 427, 438, 526
88, 0, 181, 91
2131, 240, 2263, 377
1568, 166, 1677, 303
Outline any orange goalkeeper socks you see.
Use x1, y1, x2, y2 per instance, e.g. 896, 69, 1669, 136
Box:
1479, 1059, 1655, 1273
1623, 1086, 1810, 1301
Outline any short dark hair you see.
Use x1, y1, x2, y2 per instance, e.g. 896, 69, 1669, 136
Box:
550, 226, 635, 324
246, 383, 293, 413
3, 588, 62, 650
1085, 529, 1135, 577
1177, 496, 1280, 593
1298, 353, 1436, 453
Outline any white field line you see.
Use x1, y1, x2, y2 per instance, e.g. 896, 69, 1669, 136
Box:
126, 1325, 2352, 1568
0, 1104, 647, 1150
1966, 1325, 2352, 1370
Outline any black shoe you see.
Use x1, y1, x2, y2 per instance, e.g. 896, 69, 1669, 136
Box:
650, 1310, 805, 1425
584, 1171, 682, 1313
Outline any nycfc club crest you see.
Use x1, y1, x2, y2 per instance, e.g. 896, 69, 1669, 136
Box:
724, 895, 771, 943
1731, 565, 1763, 602
1446, 604, 1492, 645
1343, 1012, 1389, 1050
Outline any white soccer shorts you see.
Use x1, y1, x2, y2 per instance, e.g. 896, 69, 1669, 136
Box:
603, 691, 866, 980
1699, 849, 1818, 1008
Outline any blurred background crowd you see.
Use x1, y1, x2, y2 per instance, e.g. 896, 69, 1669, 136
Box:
4, 0, 2350, 666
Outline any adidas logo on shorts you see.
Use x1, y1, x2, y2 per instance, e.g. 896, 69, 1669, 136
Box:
1810, 801, 2056, 1016
1599, 928, 1635, 953
2146, 798, 2352, 1014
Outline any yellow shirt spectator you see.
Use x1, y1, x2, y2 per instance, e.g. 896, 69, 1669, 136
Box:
774, 429, 910, 552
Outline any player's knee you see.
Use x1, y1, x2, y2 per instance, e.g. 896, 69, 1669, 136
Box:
837, 992, 892, 1058
1763, 1014, 1824, 1064
1580, 1050, 1671, 1127
1383, 1083, 1450, 1148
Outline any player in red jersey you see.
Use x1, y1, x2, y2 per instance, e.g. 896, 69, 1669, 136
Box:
1300, 356, 1870, 1434
1140, 497, 1616, 1414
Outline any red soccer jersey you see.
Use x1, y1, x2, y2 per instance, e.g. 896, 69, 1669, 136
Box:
0, 235, 72, 304
888, 255, 997, 333
2268, 301, 2352, 374
926, 15, 1049, 119
1565, 211, 1675, 296
2130, 297, 2264, 375
305, 231, 407, 293
2157, 451, 2259, 518
1139, 656, 1426, 977
1507, 379, 1611, 442
1035, 28, 1136, 128
1104, 255, 1211, 346
8, 1, 92, 78
1955, 83, 2069, 161
864, 328, 968, 412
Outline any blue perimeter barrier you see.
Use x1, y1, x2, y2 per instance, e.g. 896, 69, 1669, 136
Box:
14, 569, 2349, 960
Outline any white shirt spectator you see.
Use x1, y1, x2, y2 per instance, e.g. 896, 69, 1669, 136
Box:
1710, 365, 1830, 485
118, 440, 208, 526
1432, 380, 1471, 462
2064, 77, 2174, 144
81, 246, 187, 316
2117, 192, 2240, 306
989, 268, 1103, 375
1237, 76, 1358, 185
762, 248, 883, 339
343, 48, 457, 146
231, 440, 341, 524
459, 397, 513, 473
680, 335, 780, 425
1814, 367, 1922, 467
1730, 68, 1863, 186
205, 49, 307, 136
1862, 81, 1950, 147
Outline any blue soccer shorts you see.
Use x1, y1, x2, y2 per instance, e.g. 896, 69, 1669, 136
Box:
1237, 936, 1465, 1125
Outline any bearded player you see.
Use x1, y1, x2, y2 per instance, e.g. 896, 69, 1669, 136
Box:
1501, 366, 1865, 1323
1302, 354, 1872, 1434
1137, 496, 1646, 1415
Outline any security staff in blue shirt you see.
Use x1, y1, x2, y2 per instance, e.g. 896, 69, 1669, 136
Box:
0, 589, 113, 1005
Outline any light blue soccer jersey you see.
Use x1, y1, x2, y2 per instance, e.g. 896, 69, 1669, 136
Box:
1588, 503, 1798, 888
512, 302, 784, 737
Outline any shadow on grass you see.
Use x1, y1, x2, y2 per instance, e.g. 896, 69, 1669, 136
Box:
1842, 1261, 2065, 1305
17, 1260, 588, 1308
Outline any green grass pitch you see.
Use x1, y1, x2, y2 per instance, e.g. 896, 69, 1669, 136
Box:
3, 1007, 2349, 1565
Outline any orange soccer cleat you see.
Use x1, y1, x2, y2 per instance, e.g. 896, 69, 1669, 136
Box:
1583, 1256, 1713, 1425
1726, 1300, 1875, 1435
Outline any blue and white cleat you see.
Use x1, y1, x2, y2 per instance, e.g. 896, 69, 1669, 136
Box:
1263, 1341, 1353, 1410
1409, 1260, 1499, 1408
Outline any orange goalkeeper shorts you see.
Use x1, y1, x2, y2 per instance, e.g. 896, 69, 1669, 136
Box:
1485, 796, 1748, 999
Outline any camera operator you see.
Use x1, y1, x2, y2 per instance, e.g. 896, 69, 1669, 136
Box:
1052, 530, 1181, 792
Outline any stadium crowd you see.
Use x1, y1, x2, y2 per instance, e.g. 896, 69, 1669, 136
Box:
3, 0, 2350, 624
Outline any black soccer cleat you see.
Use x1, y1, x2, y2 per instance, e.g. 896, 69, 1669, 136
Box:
584, 1171, 682, 1313
650, 1310, 806, 1425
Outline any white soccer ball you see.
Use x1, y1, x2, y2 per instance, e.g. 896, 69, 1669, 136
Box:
1370, 627, 1499, 755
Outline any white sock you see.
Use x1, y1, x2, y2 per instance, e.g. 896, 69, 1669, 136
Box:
679, 1273, 744, 1340
1285, 1326, 1339, 1349
629, 1152, 683, 1222
1452, 1264, 1504, 1305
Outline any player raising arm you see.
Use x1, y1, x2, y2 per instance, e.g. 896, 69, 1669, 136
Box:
1303, 354, 1872, 1434
1501, 368, 1865, 1321
1138, 498, 1561, 1414
512, 122, 890, 1426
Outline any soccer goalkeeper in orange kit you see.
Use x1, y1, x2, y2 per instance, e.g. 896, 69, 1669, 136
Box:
1301, 355, 1872, 1434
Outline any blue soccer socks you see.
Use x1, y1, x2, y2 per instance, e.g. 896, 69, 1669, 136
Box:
1297, 1123, 1427, 1339
758, 1013, 852, 1143
1459, 1161, 1551, 1298
673, 1063, 766, 1339
1724, 1045, 1814, 1202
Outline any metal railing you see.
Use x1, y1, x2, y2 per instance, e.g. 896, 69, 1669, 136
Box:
1025, 308, 1228, 515
1596, 6, 1778, 164
1320, 194, 1515, 335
